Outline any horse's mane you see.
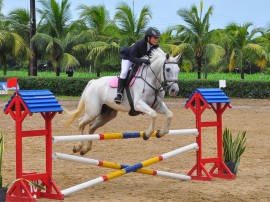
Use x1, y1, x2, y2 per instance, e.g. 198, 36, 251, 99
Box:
149, 48, 166, 62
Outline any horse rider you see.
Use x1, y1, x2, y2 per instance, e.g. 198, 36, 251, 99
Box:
114, 27, 161, 104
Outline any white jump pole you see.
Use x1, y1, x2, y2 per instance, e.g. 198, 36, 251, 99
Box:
53, 152, 191, 181
52, 129, 198, 143
61, 143, 198, 196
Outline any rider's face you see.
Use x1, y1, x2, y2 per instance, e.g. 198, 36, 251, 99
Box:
149, 36, 159, 45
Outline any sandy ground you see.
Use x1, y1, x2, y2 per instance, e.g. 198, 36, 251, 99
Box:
1, 97, 270, 202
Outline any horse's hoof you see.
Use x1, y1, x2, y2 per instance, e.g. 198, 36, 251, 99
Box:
156, 130, 161, 138
143, 132, 150, 140
73, 146, 80, 153
80, 147, 91, 156
80, 150, 86, 156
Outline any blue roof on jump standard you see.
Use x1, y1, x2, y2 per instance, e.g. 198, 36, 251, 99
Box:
186, 88, 231, 104
4, 90, 63, 113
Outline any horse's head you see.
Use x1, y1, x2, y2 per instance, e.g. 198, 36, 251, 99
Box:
146, 48, 181, 96
162, 52, 181, 96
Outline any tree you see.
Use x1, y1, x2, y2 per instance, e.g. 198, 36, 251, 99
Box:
207, 28, 234, 73
32, 33, 80, 76
0, 31, 32, 75
37, 0, 71, 38
77, 4, 121, 76
71, 31, 120, 77
7, 3, 38, 76
78, 4, 110, 35
226, 23, 268, 79
173, 1, 224, 79
30, 0, 38, 76
7, 8, 30, 43
114, 2, 151, 46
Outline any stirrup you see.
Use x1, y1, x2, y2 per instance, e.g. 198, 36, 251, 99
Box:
114, 93, 123, 104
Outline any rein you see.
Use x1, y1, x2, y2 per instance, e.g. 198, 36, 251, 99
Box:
136, 60, 178, 94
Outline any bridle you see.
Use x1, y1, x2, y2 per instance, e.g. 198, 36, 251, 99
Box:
133, 59, 179, 108
162, 61, 179, 90
138, 60, 179, 94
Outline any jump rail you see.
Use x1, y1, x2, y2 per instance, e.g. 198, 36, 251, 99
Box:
52, 129, 198, 143
53, 152, 191, 181
60, 143, 198, 196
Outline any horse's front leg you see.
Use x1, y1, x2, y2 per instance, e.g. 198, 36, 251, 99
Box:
154, 101, 173, 138
134, 101, 157, 140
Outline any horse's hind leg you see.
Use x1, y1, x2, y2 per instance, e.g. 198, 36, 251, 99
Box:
80, 106, 118, 155
73, 114, 95, 153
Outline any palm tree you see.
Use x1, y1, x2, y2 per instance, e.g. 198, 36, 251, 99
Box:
30, 0, 38, 76
77, 4, 121, 76
0, 31, 32, 75
78, 4, 120, 39
37, 0, 71, 38
7, 8, 30, 43
207, 28, 235, 73
78, 4, 109, 35
71, 31, 120, 77
114, 2, 151, 46
32, 33, 80, 76
86, 41, 120, 77
0, 0, 9, 30
173, 1, 224, 79
226, 23, 268, 79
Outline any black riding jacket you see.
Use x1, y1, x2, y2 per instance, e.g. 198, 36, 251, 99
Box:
119, 38, 159, 65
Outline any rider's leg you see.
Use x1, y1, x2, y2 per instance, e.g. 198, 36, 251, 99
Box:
114, 78, 126, 104
114, 59, 131, 104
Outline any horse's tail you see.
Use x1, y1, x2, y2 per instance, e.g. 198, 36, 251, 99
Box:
65, 80, 93, 126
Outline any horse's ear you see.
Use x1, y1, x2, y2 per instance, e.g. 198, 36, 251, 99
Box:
166, 53, 170, 60
174, 54, 182, 62
174, 54, 183, 66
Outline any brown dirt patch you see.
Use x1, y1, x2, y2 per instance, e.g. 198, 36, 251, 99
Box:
1, 98, 270, 202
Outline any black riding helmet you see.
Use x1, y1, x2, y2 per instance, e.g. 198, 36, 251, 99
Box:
145, 27, 161, 38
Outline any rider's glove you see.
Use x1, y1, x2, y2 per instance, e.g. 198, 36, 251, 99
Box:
141, 59, 150, 65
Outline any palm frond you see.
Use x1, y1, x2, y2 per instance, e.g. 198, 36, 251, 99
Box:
205, 44, 225, 65
60, 53, 80, 70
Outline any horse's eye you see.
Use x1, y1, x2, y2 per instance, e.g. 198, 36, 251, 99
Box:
166, 68, 170, 72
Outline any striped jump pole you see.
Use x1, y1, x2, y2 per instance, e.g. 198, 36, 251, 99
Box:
52, 129, 198, 143
61, 143, 198, 196
53, 152, 191, 181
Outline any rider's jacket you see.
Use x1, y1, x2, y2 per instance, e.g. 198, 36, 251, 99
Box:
119, 38, 159, 65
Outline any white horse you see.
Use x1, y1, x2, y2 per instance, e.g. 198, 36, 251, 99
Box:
66, 48, 181, 155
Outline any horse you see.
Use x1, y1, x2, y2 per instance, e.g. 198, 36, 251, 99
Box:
66, 48, 181, 155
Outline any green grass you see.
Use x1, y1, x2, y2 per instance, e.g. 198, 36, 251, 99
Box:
2, 70, 270, 81
180, 72, 270, 80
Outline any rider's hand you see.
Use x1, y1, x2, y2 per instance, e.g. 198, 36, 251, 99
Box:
141, 59, 150, 65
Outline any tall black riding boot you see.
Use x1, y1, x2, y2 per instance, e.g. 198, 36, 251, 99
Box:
114, 78, 126, 104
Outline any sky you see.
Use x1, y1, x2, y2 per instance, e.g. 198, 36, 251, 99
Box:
2, 0, 270, 32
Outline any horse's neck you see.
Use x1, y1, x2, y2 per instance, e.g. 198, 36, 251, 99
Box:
139, 60, 164, 86
152, 60, 164, 84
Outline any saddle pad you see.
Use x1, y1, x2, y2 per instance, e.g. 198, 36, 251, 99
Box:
109, 66, 141, 88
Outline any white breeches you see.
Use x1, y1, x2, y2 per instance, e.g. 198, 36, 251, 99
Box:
119, 59, 132, 79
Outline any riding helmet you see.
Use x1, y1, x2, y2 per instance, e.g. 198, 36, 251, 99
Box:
145, 27, 161, 38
